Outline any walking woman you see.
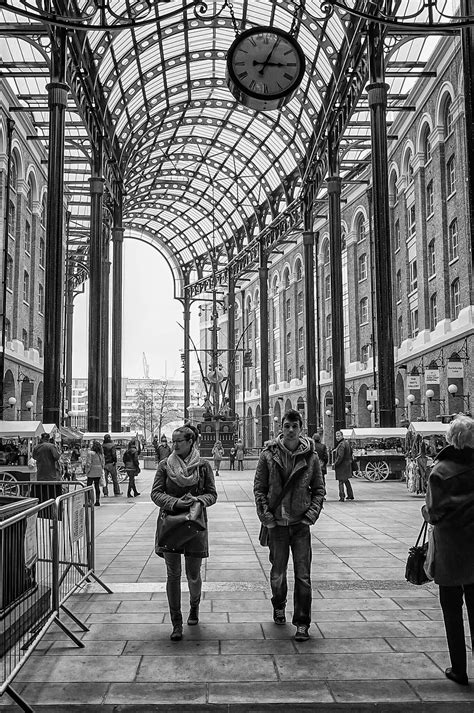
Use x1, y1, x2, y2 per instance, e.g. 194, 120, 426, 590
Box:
123, 440, 141, 498
151, 424, 217, 641
235, 439, 245, 471
422, 414, 474, 686
211, 439, 225, 477
85, 440, 105, 507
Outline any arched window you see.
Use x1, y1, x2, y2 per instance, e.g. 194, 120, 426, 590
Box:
8, 201, 15, 239
444, 97, 453, 136
283, 269, 290, 289
272, 276, 279, 295
424, 129, 432, 162
356, 216, 365, 242
359, 297, 369, 324
41, 195, 47, 226
450, 278, 460, 320
324, 274, 331, 299
446, 155, 456, 195
9, 157, 17, 191
322, 241, 330, 265
358, 254, 367, 281
448, 219, 458, 261
426, 181, 434, 216
429, 293, 437, 331
295, 260, 303, 281
27, 176, 34, 211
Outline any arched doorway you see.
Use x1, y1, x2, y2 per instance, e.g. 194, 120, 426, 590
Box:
272, 400, 282, 437
3, 370, 16, 421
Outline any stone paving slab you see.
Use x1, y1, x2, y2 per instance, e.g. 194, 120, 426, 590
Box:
3, 470, 474, 712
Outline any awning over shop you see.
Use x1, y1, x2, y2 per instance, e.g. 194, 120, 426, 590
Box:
408, 422, 450, 436
0, 421, 45, 438
59, 426, 83, 441
350, 428, 408, 440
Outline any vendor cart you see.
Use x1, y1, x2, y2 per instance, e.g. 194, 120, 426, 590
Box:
0, 421, 45, 491
405, 422, 449, 495
349, 427, 408, 481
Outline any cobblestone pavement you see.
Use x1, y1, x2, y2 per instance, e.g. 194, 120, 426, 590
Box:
3, 467, 474, 711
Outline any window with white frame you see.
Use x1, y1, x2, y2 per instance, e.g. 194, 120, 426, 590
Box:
428, 240, 436, 277
397, 315, 403, 347
424, 130, 432, 162
409, 259, 418, 292
326, 314, 332, 338
8, 201, 15, 239
38, 283, 44, 314
286, 332, 291, 353
448, 219, 458, 261
446, 155, 456, 195
407, 205, 416, 240
358, 253, 367, 281
396, 270, 402, 302
426, 181, 434, 217
357, 217, 366, 242
39, 237, 45, 268
297, 291, 303, 313
23, 271, 30, 304
324, 274, 331, 300
323, 241, 330, 264
444, 97, 453, 136
296, 260, 303, 280
326, 356, 332, 373
359, 297, 369, 325
285, 298, 291, 320
25, 221, 31, 254
450, 278, 460, 320
299, 364, 304, 380
298, 326, 304, 349
27, 177, 34, 211
394, 219, 400, 251
429, 293, 437, 331
409, 307, 419, 338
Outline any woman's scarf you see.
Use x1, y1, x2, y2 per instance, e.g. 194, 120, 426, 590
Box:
166, 445, 201, 487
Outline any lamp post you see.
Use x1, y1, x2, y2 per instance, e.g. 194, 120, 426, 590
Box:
0, 396, 17, 415
18, 400, 34, 421
447, 383, 471, 412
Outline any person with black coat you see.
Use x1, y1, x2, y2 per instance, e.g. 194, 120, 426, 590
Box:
422, 414, 474, 686
312, 432, 328, 498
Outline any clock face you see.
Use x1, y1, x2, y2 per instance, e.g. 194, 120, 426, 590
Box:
226, 26, 305, 111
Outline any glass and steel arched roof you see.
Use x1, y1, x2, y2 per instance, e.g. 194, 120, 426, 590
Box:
0, 0, 463, 283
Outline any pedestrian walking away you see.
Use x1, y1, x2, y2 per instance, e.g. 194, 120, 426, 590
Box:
85, 440, 105, 506
123, 440, 141, 498
102, 433, 122, 496
254, 408, 325, 642
151, 424, 217, 642
333, 430, 355, 501
211, 439, 225, 476
229, 445, 236, 470
312, 432, 328, 499
235, 439, 245, 471
422, 414, 474, 687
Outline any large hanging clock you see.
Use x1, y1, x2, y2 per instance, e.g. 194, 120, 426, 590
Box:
226, 26, 305, 111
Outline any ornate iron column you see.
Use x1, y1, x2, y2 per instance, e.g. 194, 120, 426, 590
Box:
183, 289, 191, 420
227, 269, 236, 416
303, 230, 318, 436
43, 28, 68, 425
87, 141, 104, 432
327, 137, 345, 438
100, 224, 110, 431
111, 194, 124, 433
368, 23, 396, 426
259, 242, 269, 445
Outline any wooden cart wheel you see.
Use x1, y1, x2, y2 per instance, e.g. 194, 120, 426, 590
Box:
364, 460, 389, 481
0, 472, 20, 496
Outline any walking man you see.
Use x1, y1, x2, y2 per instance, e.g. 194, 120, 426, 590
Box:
333, 430, 355, 501
102, 434, 122, 496
254, 409, 325, 641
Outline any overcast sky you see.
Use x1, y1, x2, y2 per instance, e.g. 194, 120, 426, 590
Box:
72, 239, 193, 380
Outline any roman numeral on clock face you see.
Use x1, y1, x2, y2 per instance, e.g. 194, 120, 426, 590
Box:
238, 71, 248, 79
284, 73, 294, 80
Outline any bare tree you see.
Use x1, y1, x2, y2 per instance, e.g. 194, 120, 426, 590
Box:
129, 382, 182, 441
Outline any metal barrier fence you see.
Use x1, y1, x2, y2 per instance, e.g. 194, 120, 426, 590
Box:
0, 484, 112, 712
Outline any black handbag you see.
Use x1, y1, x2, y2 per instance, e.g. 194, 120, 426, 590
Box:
259, 523, 269, 546
405, 520, 431, 585
157, 500, 206, 550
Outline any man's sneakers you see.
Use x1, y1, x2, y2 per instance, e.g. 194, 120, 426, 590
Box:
294, 625, 310, 641
273, 607, 286, 625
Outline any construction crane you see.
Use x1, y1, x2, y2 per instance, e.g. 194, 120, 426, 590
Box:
142, 352, 150, 379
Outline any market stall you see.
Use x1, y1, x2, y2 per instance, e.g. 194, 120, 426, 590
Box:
405, 421, 450, 495
349, 427, 408, 481
0, 421, 45, 483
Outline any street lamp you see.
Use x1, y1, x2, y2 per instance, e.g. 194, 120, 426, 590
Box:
325, 409, 332, 417
447, 384, 471, 411
0, 396, 17, 413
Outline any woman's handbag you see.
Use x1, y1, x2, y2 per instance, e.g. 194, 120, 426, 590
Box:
157, 501, 206, 549
405, 520, 431, 585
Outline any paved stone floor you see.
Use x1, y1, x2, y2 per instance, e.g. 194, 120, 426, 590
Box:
3, 467, 474, 711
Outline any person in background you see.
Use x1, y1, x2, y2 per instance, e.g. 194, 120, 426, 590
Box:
33, 432, 61, 481
235, 439, 245, 471
123, 440, 141, 498
85, 440, 105, 506
102, 434, 121, 496
422, 414, 474, 686
211, 440, 225, 477
312, 433, 328, 499
157, 435, 172, 462
254, 409, 325, 642
333, 430, 354, 502
229, 444, 236, 471
151, 424, 217, 642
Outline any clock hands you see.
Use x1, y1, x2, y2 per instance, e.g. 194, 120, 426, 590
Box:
253, 61, 288, 68
256, 42, 278, 74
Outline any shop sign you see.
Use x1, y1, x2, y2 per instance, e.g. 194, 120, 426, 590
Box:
366, 389, 377, 401
407, 375, 420, 389
425, 369, 440, 385
447, 362, 464, 378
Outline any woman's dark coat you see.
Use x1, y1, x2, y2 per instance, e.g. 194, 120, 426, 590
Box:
151, 458, 217, 558
333, 439, 353, 481
422, 445, 474, 586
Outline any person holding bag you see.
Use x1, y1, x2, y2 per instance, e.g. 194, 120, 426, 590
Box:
151, 424, 217, 642
422, 414, 474, 686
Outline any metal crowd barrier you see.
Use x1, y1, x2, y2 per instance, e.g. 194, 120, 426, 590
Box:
0, 484, 112, 712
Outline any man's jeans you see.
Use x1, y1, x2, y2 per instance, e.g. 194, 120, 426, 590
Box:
338, 479, 354, 501
163, 553, 202, 626
103, 463, 121, 495
268, 523, 312, 626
